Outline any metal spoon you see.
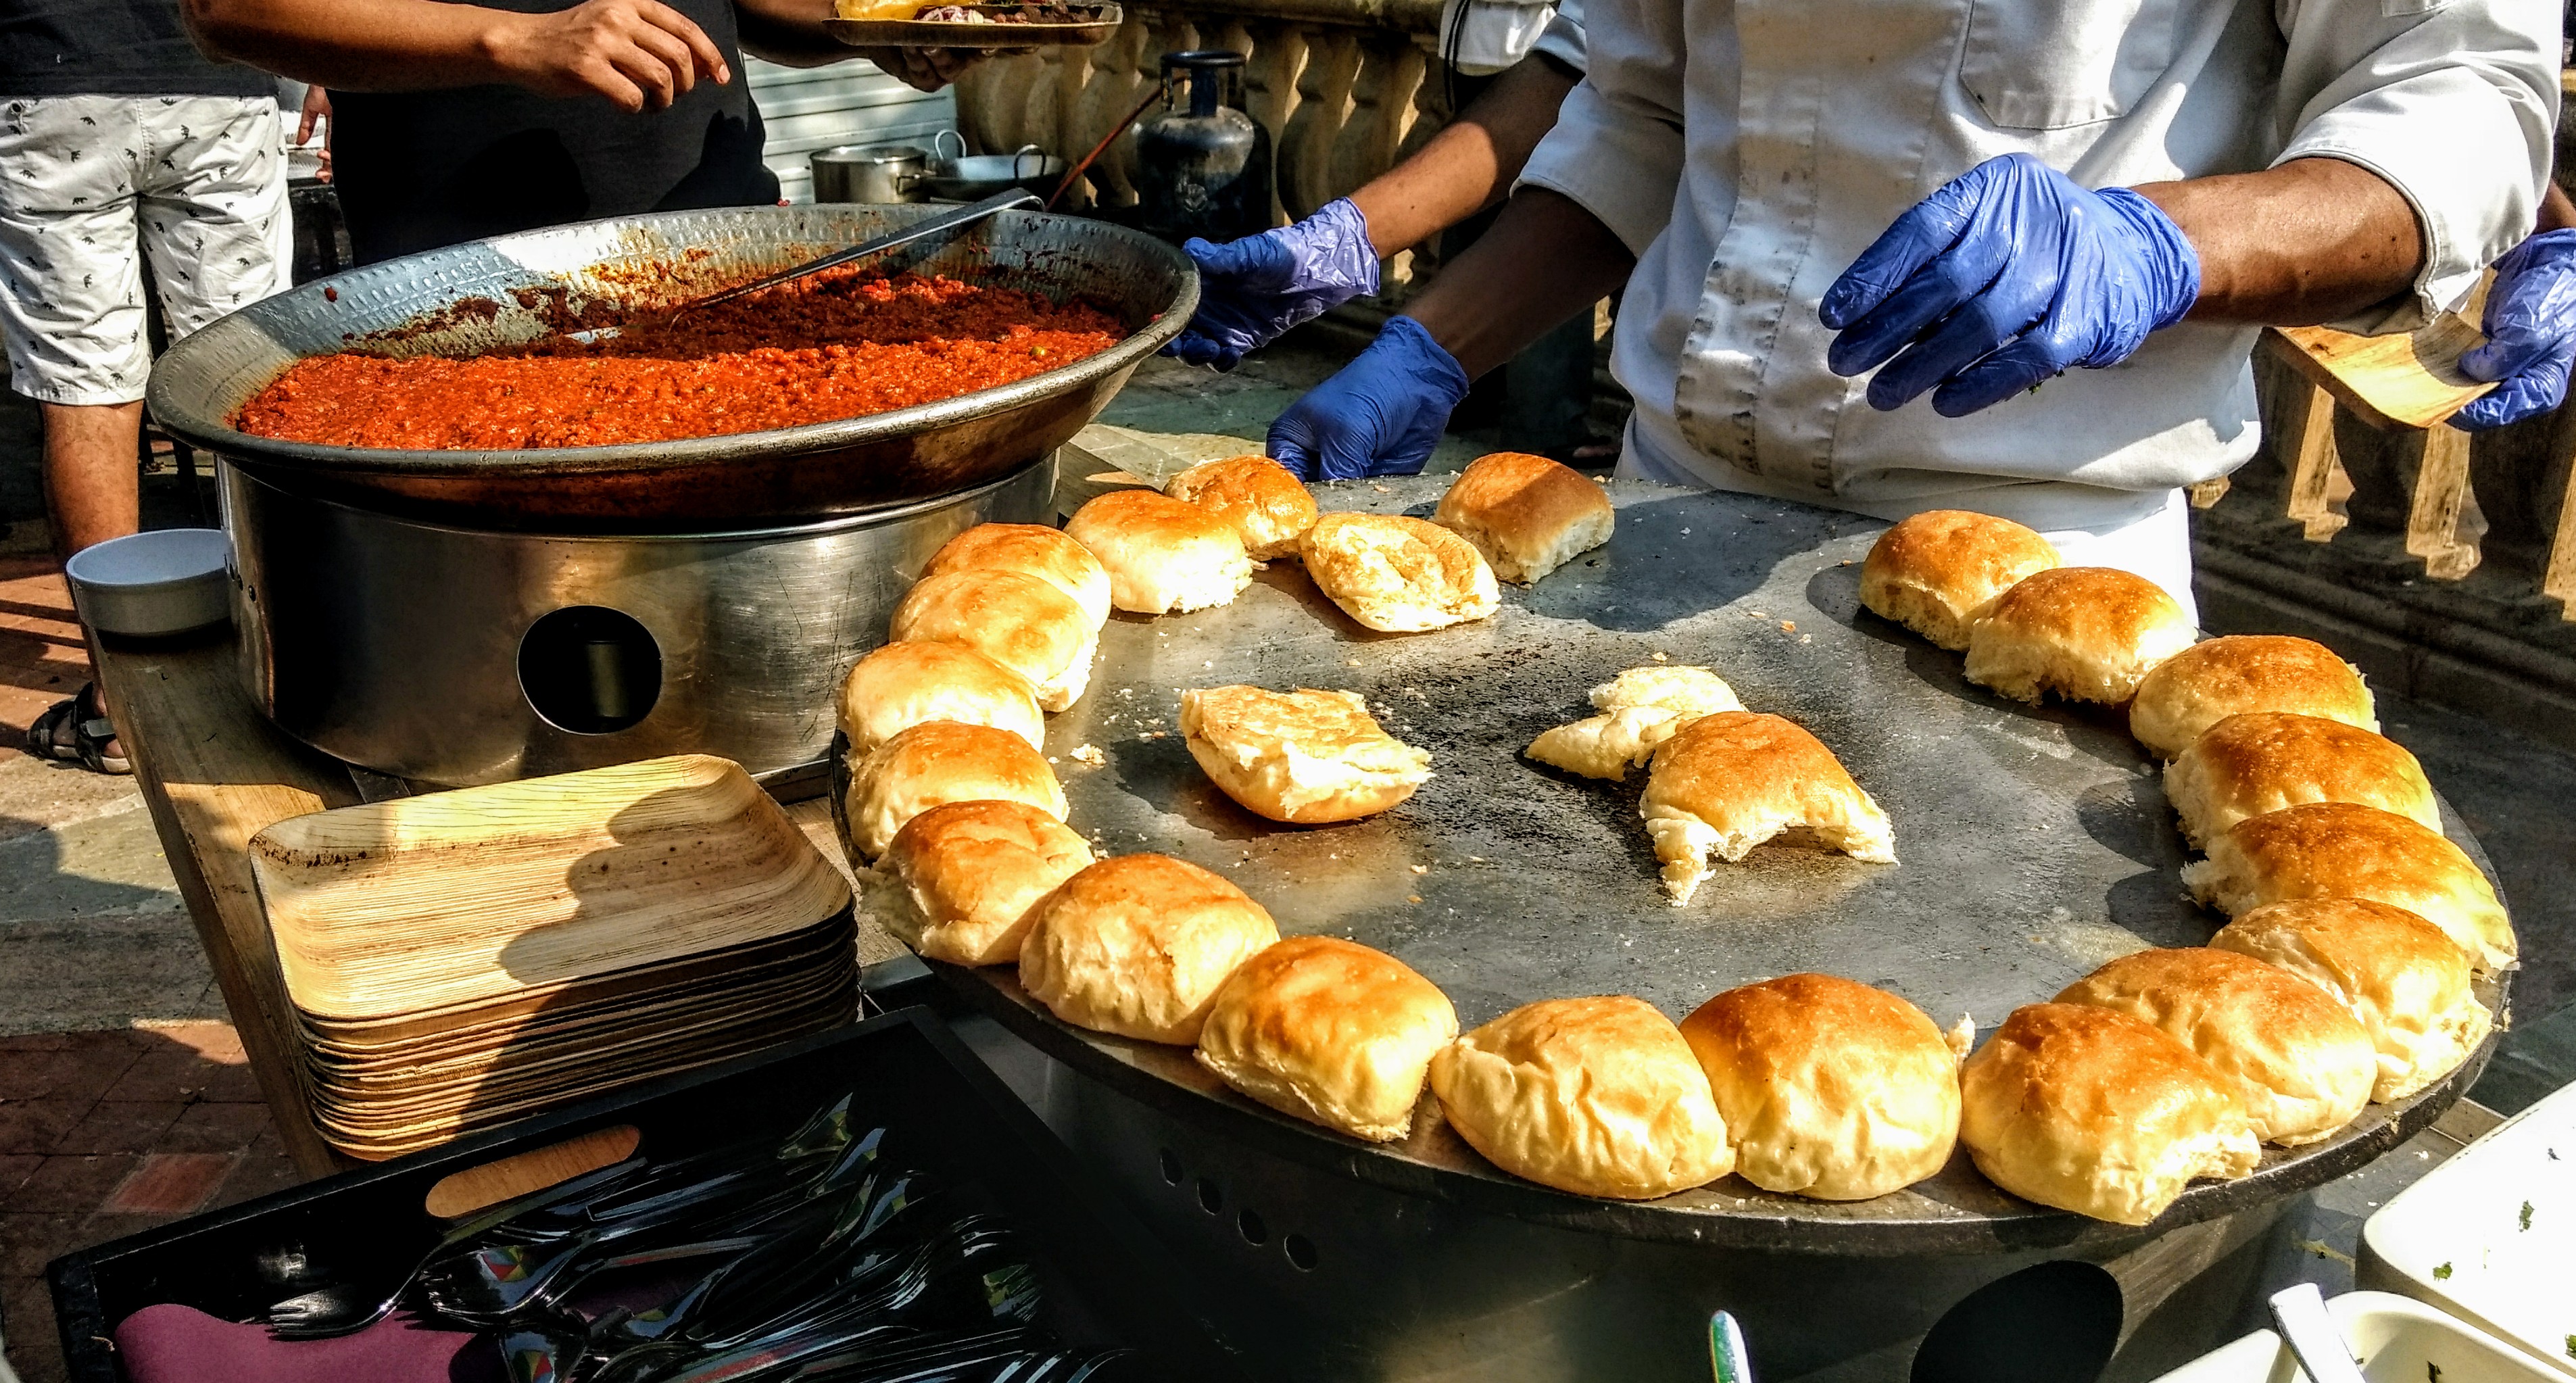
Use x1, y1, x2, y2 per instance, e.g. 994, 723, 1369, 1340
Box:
685, 190, 1040, 311
2268, 1282, 2368, 1383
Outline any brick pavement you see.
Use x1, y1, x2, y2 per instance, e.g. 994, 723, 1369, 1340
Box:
0, 1024, 293, 1383
0, 561, 85, 767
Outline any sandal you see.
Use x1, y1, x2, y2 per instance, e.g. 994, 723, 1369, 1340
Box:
25, 683, 131, 775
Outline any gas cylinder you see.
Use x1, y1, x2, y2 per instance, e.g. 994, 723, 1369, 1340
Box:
1133, 50, 1273, 245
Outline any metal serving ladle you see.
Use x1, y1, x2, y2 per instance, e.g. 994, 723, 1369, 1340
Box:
685, 189, 1042, 311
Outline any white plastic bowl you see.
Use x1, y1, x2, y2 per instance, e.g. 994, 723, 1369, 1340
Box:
62, 528, 230, 637
2360, 1081, 2576, 1378
2152, 1291, 2559, 1382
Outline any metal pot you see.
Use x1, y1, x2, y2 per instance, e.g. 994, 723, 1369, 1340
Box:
223, 456, 1056, 786
921, 145, 1071, 203
145, 203, 1196, 533
810, 142, 930, 204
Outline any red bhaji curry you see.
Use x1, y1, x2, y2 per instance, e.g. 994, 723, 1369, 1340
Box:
233, 270, 1125, 450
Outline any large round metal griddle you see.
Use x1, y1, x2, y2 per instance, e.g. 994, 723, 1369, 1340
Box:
145, 205, 1194, 531
940, 475, 2508, 1257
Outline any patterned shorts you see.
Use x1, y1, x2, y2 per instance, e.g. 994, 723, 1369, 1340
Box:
0, 94, 292, 406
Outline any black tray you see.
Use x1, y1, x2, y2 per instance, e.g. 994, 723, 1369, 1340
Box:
46, 1008, 1242, 1382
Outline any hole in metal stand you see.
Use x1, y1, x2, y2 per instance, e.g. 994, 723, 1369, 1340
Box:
1282, 1234, 1317, 1271
1194, 1177, 1223, 1214
518, 605, 661, 735
1236, 1209, 1267, 1245
1910, 1260, 2121, 1383
1157, 1148, 1183, 1186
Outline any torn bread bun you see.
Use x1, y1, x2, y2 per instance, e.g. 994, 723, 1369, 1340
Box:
845, 720, 1066, 861
1958, 1003, 2260, 1226
1430, 996, 1734, 1200
1590, 665, 1743, 719
890, 568, 1097, 712
1180, 685, 1431, 823
837, 641, 1044, 756
1017, 854, 1280, 1045
1528, 665, 1749, 780
1064, 489, 1255, 615
2054, 948, 2375, 1146
1194, 936, 1457, 1142
1860, 510, 2062, 651
1301, 512, 1501, 632
1679, 974, 1961, 1200
1640, 712, 1895, 904
2129, 635, 2377, 761
1432, 451, 1615, 584
1963, 566, 2197, 705
2165, 712, 2439, 849
2210, 898, 2491, 1102
1165, 456, 1319, 561
2182, 802, 2515, 974
920, 523, 1111, 630
867, 799, 1094, 966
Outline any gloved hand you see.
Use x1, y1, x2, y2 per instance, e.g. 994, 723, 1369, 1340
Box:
1821, 152, 2201, 417
1266, 315, 1470, 479
1166, 198, 1380, 371
2454, 228, 2576, 431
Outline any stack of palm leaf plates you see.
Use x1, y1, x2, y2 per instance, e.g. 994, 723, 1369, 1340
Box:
250, 754, 857, 1159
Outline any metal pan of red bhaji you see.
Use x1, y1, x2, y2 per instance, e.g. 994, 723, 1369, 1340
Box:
143, 205, 1196, 532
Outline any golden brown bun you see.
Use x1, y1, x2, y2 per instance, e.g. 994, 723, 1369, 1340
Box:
1165, 456, 1319, 562
1963, 566, 2197, 705
2181, 802, 2515, 973
1432, 452, 1616, 584
845, 721, 1066, 861
1958, 1003, 2260, 1225
1064, 489, 1255, 615
2210, 899, 2490, 1102
1678, 974, 1960, 1200
2053, 948, 2374, 1146
1640, 712, 1895, 904
921, 523, 1111, 629
837, 641, 1044, 756
1590, 665, 1743, 719
1017, 854, 1280, 1044
1300, 512, 1501, 632
1430, 996, 1734, 1199
1179, 685, 1432, 823
890, 569, 1097, 712
867, 800, 1094, 966
1860, 510, 2062, 651
1194, 936, 1457, 1142
1528, 666, 1748, 780
2165, 712, 2439, 848
2129, 635, 2376, 760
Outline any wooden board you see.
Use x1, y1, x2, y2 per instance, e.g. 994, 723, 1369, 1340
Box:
2265, 285, 2494, 433
251, 754, 852, 1020
827, 3, 1119, 46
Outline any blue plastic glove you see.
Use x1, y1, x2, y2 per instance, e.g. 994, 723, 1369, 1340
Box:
1821, 152, 2201, 417
1165, 198, 1382, 371
2455, 228, 2576, 431
1266, 315, 1471, 479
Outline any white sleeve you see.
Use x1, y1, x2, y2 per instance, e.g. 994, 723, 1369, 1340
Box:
1511, 0, 1683, 257
2270, 0, 2557, 331
1530, 0, 1586, 75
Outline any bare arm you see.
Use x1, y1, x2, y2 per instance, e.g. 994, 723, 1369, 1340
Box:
2135, 157, 2425, 325
184, 0, 728, 110
1347, 54, 1580, 257
1402, 185, 1632, 377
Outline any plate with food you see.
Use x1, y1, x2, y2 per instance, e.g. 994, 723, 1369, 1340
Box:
827, 0, 1121, 47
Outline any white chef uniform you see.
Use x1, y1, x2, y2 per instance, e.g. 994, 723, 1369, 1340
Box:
1438, 0, 1586, 78
1517, 0, 2556, 616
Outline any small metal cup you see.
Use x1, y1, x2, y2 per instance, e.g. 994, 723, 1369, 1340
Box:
810, 143, 929, 203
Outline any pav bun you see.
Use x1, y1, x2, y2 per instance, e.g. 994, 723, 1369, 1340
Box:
1679, 974, 1961, 1200
920, 523, 1112, 629
1432, 452, 1615, 584
1958, 1003, 2260, 1226
1860, 510, 2061, 651
1194, 936, 1457, 1142
2164, 712, 2438, 848
1065, 489, 1255, 615
1641, 712, 1895, 904
1165, 456, 1319, 561
867, 799, 1094, 966
1180, 685, 1432, 823
890, 568, 1098, 712
1017, 854, 1280, 1045
2210, 898, 2491, 1102
845, 720, 1066, 860
1430, 996, 1734, 1200
2129, 635, 2376, 760
1301, 512, 1501, 632
1963, 566, 2196, 705
2181, 802, 2515, 974
837, 641, 1044, 755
